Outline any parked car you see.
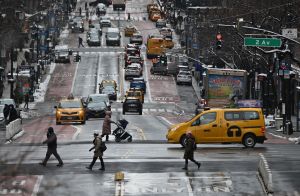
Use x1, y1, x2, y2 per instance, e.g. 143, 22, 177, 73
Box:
176, 71, 192, 85
129, 33, 143, 45
122, 98, 143, 115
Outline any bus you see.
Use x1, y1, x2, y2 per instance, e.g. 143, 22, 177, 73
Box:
202, 68, 247, 107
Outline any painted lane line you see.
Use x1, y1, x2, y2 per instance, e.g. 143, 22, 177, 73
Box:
71, 61, 80, 94
96, 54, 102, 94
32, 175, 43, 196
143, 53, 152, 102
72, 125, 82, 140
185, 177, 194, 196
159, 116, 174, 125
130, 125, 146, 140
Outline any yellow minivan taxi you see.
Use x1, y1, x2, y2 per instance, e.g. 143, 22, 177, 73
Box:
166, 108, 266, 148
55, 98, 86, 125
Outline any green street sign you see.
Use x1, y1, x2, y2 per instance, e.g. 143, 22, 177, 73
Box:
244, 37, 282, 47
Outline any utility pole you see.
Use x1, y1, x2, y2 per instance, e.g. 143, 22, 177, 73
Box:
9, 48, 14, 99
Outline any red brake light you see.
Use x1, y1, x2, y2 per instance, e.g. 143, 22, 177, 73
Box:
261, 126, 265, 134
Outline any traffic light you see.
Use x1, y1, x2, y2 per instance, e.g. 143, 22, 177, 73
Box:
216, 33, 222, 49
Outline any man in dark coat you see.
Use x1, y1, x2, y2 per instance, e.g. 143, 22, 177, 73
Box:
182, 131, 201, 170
3, 104, 9, 123
8, 104, 19, 123
86, 131, 105, 171
39, 127, 64, 167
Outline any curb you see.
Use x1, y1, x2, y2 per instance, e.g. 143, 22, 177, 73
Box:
257, 153, 273, 195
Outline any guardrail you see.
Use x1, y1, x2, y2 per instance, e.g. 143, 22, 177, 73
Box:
258, 153, 273, 194
6, 118, 22, 141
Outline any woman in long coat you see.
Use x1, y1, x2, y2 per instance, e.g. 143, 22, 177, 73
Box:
183, 131, 201, 170
102, 111, 112, 141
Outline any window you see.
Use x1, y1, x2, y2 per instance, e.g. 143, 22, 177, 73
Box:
244, 111, 259, 120
225, 112, 243, 121
191, 112, 216, 126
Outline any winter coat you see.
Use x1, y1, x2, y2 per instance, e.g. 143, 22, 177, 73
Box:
93, 136, 103, 158
43, 132, 58, 149
102, 113, 112, 135
184, 136, 196, 160
3, 104, 9, 120
8, 106, 19, 123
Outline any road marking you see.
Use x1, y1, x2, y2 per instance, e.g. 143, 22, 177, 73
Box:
131, 125, 146, 140
72, 125, 82, 140
185, 177, 194, 196
160, 116, 174, 125
32, 176, 43, 196
115, 181, 125, 196
71, 61, 80, 94
143, 53, 152, 102
96, 53, 102, 94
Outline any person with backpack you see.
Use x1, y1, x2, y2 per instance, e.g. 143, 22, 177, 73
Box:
182, 131, 201, 170
86, 130, 106, 171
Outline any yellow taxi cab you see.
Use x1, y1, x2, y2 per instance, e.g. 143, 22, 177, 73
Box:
99, 80, 118, 101
125, 88, 144, 103
166, 108, 266, 148
124, 26, 137, 37
55, 98, 86, 125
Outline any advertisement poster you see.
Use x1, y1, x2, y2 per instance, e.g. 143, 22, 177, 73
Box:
208, 74, 245, 99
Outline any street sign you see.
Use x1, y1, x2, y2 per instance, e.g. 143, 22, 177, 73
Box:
282, 28, 298, 39
244, 37, 282, 47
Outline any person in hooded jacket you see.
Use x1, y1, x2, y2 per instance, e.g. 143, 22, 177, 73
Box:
101, 111, 112, 141
3, 104, 10, 124
8, 104, 19, 123
182, 131, 201, 170
86, 131, 105, 171
39, 127, 64, 167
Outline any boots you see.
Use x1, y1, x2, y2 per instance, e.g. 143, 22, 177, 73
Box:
197, 162, 201, 170
99, 157, 105, 171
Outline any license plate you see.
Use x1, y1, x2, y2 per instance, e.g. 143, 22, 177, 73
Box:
67, 116, 73, 120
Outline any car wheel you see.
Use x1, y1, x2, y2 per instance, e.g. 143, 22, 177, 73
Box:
115, 137, 121, 142
81, 120, 86, 125
139, 110, 142, 115
56, 121, 61, 125
180, 135, 188, 147
242, 133, 256, 148
122, 110, 125, 115
150, 70, 154, 74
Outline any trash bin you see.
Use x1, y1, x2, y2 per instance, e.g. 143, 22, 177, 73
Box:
275, 117, 283, 130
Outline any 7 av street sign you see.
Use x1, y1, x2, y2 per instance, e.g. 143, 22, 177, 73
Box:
244, 37, 282, 47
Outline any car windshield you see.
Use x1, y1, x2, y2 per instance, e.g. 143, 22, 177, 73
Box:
102, 86, 115, 93
101, 81, 115, 88
88, 101, 106, 108
88, 95, 108, 103
132, 35, 142, 39
0, 99, 15, 107
179, 72, 191, 76
59, 100, 82, 108
127, 92, 141, 97
107, 32, 119, 38
125, 99, 139, 104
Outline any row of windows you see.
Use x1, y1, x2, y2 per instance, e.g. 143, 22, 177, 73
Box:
192, 111, 260, 126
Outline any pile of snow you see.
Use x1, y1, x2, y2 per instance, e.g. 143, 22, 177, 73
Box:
265, 115, 275, 128
33, 62, 56, 103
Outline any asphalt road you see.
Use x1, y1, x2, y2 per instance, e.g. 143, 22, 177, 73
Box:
1, 0, 300, 196
1, 143, 300, 195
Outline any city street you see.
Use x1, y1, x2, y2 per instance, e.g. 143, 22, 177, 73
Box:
0, 0, 300, 195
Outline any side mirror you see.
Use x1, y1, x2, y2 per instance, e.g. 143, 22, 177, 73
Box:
54, 106, 57, 109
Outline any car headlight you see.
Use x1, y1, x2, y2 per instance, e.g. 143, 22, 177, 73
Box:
57, 111, 61, 114
170, 125, 179, 132
0, 117, 4, 121
79, 110, 84, 114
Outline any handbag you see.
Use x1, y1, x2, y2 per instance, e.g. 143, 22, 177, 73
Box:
100, 141, 107, 152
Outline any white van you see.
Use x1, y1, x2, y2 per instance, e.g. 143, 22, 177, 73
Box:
54, 45, 71, 63
106, 28, 121, 46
